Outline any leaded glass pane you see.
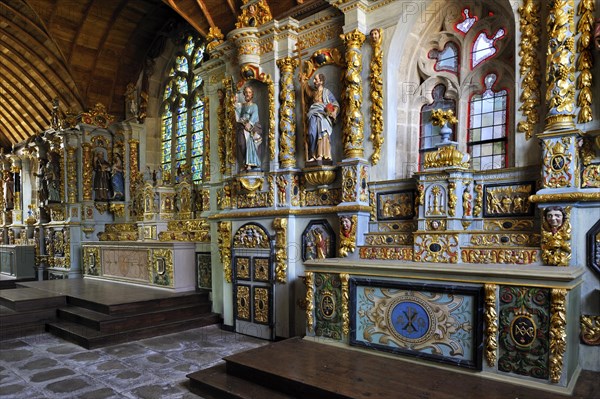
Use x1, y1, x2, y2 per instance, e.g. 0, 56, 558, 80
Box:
193, 45, 205, 67
176, 56, 188, 73
192, 156, 203, 182
185, 35, 195, 56
430, 42, 458, 74
472, 29, 505, 68
456, 9, 477, 33
420, 85, 455, 159
176, 76, 188, 95
192, 75, 203, 90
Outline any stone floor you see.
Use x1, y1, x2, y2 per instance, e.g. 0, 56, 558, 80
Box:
0, 325, 268, 398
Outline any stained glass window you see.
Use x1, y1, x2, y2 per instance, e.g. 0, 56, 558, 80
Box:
468, 74, 507, 170
455, 8, 477, 33
160, 33, 206, 184
471, 28, 505, 68
429, 42, 459, 74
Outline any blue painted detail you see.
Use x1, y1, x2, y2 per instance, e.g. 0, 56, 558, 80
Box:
391, 301, 430, 340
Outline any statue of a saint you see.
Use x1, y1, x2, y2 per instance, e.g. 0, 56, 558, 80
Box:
300, 73, 339, 163
46, 152, 61, 203
93, 151, 111, 201
235, 86, 263, 172
111, 153, 125, 200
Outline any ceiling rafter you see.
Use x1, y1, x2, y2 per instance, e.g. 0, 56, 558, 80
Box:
0, 71, 50, 128
166, 0, 208, 36
67, 0, 95, 64
0, 75, 47, 130
0, 56, 57, 112
225, 0, 238, 17
195, 0, 216, 27
0, 13, 73, 87
0, 84, 47, 133
85, 0, 128, 104
0, 94, 40, 140
0, 40, 72, 113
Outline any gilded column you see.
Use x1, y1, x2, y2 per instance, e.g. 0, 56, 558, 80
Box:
576, 0, 594, 123
273, 218, 287, 283
484, 284, 498, 367
544, 0, 576, 131
305, 271, 314, 333
369, 28, 384, 164
218, 221, 232, 283
203, 97, 210, 181
517, 0, 541, 140
81, 143, 93, 201
549, 289, 567, 383
341, 29, 366, 158
277, 57, 298, 168
218, 88, 227, 176
340, 273, 349, 336
224, 77, 235, 175
66, 147, 77, 203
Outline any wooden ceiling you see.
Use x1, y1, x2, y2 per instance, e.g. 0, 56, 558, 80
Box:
1, 0, 321, 151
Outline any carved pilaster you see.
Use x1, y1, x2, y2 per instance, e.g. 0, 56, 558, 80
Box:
340, 273, 349, 336
273, 218, 288, 283
369, 28, 384, 163
517, 0, 541, 140
305, 271, 314, 333
218, 221, 232, 283
576, 0, 594, 123
544, 0, 576, 131
203, 97, 210, 181
81, 143, 93, 201
341, 29, 365, 159
484, 284, 498, 367
549, 289, 567, 383
277, 57, 299, 168
66, 147, 77, 203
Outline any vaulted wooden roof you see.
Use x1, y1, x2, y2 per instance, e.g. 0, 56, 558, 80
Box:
0, 0, 323, 151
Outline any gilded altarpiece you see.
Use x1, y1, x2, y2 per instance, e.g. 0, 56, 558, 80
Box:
314, 273, 343, 340
498, 286, 550, 380
350, 279, 483, 369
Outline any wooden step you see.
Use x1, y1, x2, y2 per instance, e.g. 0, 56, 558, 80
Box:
0, 305, 58, 340
0, 287, 66, 311
187, 362, 295, 399
57, 302, 212, 332
46, 313, 221, 349
66, 291, 210, 315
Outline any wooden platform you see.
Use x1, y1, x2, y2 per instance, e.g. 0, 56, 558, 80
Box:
1, 279, 220, 347
188, 337, 599, 399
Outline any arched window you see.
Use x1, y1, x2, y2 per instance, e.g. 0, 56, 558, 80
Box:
420, 85, 456, 162
160, 34, 206, 183
415, 3, 513, 171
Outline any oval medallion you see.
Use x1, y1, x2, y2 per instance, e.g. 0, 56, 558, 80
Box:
510, 315, 537, 349
320, 293, 335, 319
390, 301, 431, 341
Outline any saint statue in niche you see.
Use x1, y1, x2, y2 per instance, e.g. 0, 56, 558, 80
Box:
235, 85, 263, 172
93, 151, 111, 201
300, 72, 339, 163
111, 153, 125, 201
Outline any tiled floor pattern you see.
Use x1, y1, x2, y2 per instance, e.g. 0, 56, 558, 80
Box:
0, 325, 268, 398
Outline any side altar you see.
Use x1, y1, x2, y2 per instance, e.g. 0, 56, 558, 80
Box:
81, 241, 196, 292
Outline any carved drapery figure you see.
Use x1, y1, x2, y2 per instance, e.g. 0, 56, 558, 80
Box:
4, 172, 14, 210
46, 152, 61, 203
111, 153, 125, 200
93, 151, 111, 201
235, 86, 263, 172
300, 73, 339, 162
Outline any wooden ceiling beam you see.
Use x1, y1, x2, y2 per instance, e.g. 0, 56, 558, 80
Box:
0, 86, 46, 133
0, 71, 50, 128
166, 0, 208, 36
196, 0, 216, 27
0, 55, 56, 112
225, 0, 238, 17
0, 36, 74, 109
85, 0, 128, 103
0, 94, 39, 142
67, 0, 95, 64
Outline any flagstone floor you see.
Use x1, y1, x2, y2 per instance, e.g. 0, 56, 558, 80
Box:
0, 325, 268, 399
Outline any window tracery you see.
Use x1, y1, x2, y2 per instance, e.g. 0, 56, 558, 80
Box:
160, 34, 206, 183
415, 2, 513, 171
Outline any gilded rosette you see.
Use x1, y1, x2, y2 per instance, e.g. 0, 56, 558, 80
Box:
517, 0, 541, 140
277, 57, 298, 168
341, 29, 366, 159
549, 289, 567, 383
484, 284, 498, 367
576, 0, 594, 123
545, 0, 576, 130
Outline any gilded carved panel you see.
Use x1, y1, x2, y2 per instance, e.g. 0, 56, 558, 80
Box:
483, 182, 535, 217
